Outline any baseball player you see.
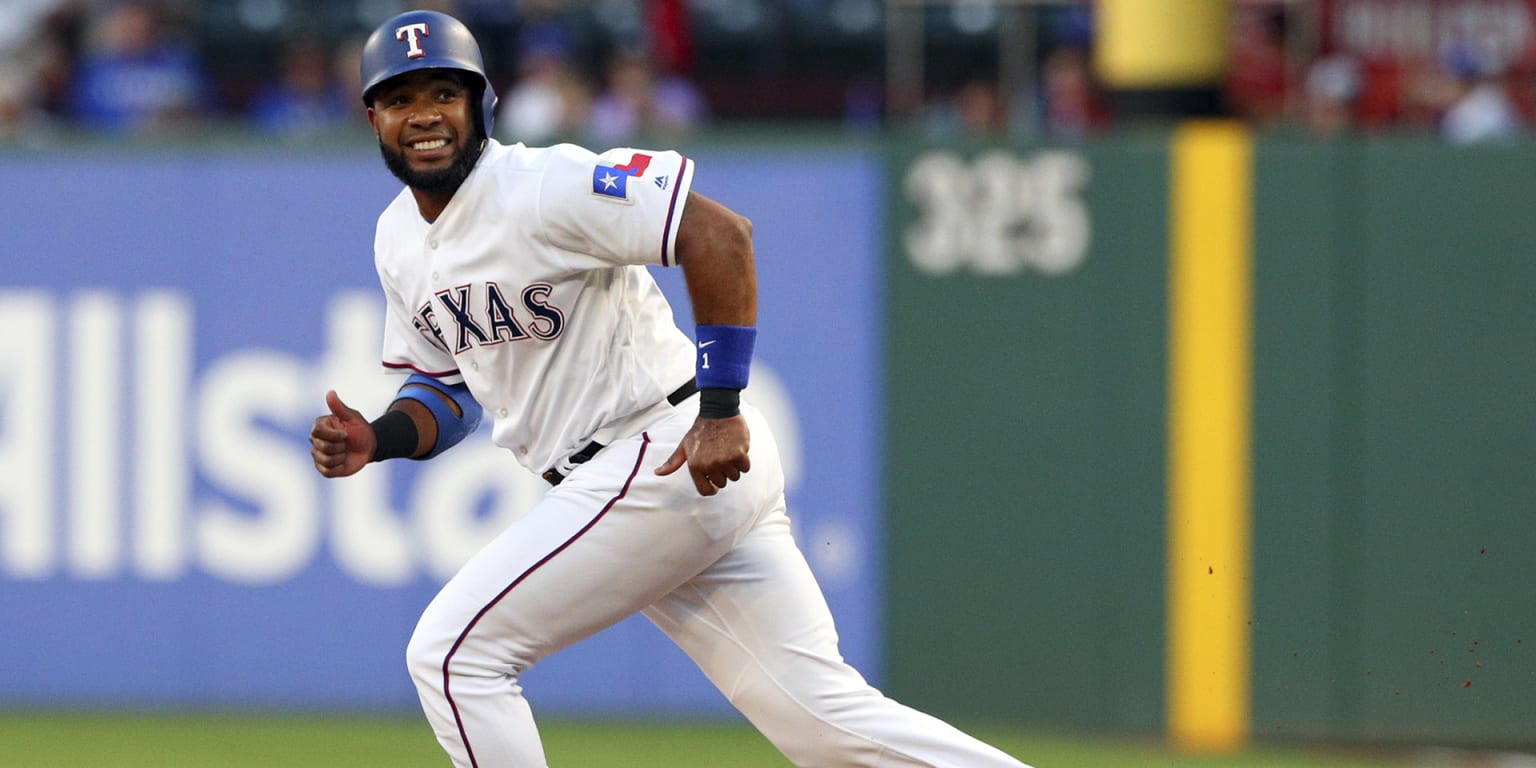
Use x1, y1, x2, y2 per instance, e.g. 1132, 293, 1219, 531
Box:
309, 10, 1030, 768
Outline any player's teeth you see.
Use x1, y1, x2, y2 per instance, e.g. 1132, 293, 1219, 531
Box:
414, 139, 447, 150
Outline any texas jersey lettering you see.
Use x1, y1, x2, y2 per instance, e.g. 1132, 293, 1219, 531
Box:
409, 282, 565, 355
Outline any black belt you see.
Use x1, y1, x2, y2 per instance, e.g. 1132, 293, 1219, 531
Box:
541, 378, 699, 486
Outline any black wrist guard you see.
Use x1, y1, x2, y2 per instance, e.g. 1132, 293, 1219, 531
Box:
698, 388, 741, 419
370, 409, 419, 462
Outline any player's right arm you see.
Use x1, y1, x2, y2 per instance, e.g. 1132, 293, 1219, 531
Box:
310, 377, 481, 478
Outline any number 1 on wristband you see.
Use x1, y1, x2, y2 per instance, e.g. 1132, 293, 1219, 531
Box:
695, 324, 755, 390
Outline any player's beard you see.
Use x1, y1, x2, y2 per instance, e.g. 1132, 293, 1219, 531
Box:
378, 133, 485, 195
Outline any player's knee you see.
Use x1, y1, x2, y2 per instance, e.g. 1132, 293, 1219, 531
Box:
404, 620, 449, 696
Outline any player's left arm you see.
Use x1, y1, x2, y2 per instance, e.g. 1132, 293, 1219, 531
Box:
654, 191, 758, 496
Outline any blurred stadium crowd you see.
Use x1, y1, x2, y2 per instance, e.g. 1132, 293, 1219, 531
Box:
1, 0, 1533, 146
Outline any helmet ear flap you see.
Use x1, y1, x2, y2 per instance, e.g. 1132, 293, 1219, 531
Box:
459, 72, 499, 140
480, 82, 500, 139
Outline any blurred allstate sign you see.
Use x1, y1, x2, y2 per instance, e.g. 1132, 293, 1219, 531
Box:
0, 289, 804, 587
0, 147, 884, 712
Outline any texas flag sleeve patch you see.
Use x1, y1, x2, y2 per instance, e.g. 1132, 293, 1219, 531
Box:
591, 152, 653, 202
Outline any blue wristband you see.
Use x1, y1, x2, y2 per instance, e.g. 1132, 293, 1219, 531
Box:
695, 324, 756, 390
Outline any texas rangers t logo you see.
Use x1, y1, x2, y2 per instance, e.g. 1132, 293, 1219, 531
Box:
592, 153, 653, 202
396, 22, 430, 58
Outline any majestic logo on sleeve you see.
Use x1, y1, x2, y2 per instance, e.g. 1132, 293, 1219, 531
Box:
413, 282, 566, 355
395, 22, 430, 59
591, 153, 653, 203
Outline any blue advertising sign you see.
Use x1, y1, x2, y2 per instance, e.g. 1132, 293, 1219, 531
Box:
0, 145, 883, 714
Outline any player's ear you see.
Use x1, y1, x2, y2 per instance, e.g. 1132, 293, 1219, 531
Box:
366, 106, 379, 134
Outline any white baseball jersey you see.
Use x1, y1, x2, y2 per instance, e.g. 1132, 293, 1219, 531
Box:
374, 139, 697, 473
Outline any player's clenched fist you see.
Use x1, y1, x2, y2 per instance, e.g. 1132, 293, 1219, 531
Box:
655, 415, 751, 496
310, 390, 376, 478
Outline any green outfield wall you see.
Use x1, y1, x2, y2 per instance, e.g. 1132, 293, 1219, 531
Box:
882, 132, 1536, 749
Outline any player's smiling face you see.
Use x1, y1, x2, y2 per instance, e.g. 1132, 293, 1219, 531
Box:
367, 69, 484, 202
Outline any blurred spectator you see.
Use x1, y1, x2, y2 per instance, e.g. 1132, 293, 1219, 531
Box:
1040, 45, 1111, 140
1303, 54, 1361, 137
842, 73, 884, 131
956, 79, 1006, 135
1437, 43, 1525, 145
495, 40, 593, 145
923, 78, 1006, 138
585, 48, 705, 145
246, 39, 350, 138
332, 35, 366, 122
69, 0, 210, 135
1224, 3, 1291, 126
645, 0, 695, 79
0, 0, 79, 141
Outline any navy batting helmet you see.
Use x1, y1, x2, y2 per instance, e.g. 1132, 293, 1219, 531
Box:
359, 10, 499, 137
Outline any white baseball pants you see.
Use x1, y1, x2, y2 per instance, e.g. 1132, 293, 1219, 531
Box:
405, 402, 1030, 768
